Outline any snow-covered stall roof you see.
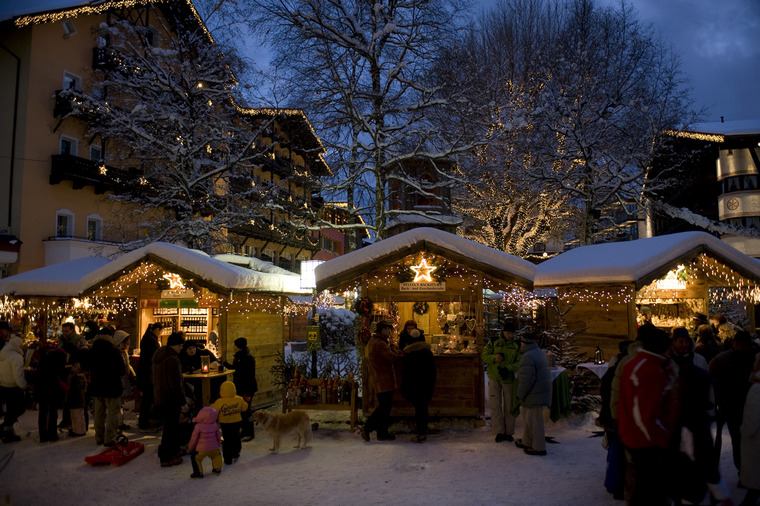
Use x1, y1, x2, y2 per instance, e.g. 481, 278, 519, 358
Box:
534, 232, 760, 289
0, 242, 309, 297
315, 227, 536, 291
684, 119, 760, 137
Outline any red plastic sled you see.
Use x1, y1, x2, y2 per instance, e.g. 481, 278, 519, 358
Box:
85, 438, 144, 467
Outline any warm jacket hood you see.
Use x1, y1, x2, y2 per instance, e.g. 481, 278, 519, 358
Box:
194, 406, 218, 424
220, 380, 237, 398
1, 336, 22, 356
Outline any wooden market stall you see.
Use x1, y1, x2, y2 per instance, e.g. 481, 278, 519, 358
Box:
315, 227, 536, 417
0, 242, 311, 407
534, 231, 760, 357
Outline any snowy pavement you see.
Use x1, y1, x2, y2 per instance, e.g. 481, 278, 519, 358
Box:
0, 407, 746, 505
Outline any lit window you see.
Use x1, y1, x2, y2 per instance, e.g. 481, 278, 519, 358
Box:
90, 145, 102, 162
56, 210, 74, 238
60, 136, 78, 156
86, 215, 102, 241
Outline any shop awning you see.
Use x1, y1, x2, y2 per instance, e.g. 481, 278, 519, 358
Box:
0, 242, 310, 297
315, 227, 536, 291
534, 231, 760, 289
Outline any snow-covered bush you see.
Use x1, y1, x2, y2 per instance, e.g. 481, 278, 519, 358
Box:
317, 308, 357, 352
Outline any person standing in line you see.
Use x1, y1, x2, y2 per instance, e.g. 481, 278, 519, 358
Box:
0, 336, 27, 442
399, 322, 436, 443
740, 354, 760, 506
112, 330, 135, 430
361, 321, 400, 442
710, 330, 758, 472
618, 324, 680, 505
88, 327, 125, 447
515, 327, 551, 456
153, 332, 187, 467
228, 337, 257, 441
137, 323, 161, 429
482, 318, 521, 443
34, 335, 67, 443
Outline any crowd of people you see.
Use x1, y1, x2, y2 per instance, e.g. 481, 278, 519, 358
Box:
0, 320, 259, 477
600, 315, 760, 506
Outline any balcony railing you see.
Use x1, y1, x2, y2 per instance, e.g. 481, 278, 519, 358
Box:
54, 89, 75, 118
50, 154, 131, 193
231, 220, 319, 251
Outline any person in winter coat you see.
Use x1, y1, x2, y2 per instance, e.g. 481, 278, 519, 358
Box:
696, 324, 721, 365
188, 406, 223, 478
515, 328, 551, 456
153, 332, 187, 467
740, 354, 760, 506
669, 327, 729, 505
228, 337, 257, 441
361, 321, 401, 442
67, 358, 87, 437
482, 318, 521, 443
0, 336, 27, 442
400, 324, 436, 443
211, 380, 249, 464
34, 337, 68, 443
88, 328, 126, 446
398, 320, 423, 351
710, 330, 758, 471
599, 340, 633, 500
112, 330, 135, 430
137, 323, 161, 429
618, 324, 680, 505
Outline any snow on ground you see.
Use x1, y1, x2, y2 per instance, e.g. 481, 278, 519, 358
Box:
0, 406, 746, 505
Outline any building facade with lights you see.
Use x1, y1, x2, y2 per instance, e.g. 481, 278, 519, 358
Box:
0, 0, 331, 277
648, 120, 760, 257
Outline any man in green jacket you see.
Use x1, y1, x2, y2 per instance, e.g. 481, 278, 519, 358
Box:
482, 318, 521, 442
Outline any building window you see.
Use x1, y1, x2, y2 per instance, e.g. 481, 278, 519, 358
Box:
60, 136, 78, 156
62, 20, 77, 38
90, 145, 102, 162
86, 215, 102, 241
56, 210, 74, 238
62, 72, 81, 92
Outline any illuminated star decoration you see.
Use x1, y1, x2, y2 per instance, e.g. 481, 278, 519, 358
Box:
411, 257, 437, 283
162, 273, 185, 289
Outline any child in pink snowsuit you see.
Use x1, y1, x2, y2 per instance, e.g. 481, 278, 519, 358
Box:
188, 406, 222, 478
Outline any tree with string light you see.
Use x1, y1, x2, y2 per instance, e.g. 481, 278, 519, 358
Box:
58, 6, 320, 251
249, 0, 496, 238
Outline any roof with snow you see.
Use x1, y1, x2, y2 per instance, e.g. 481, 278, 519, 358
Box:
534, 231, 760, 289
1, 0, 212, 42
315, 227, 535, 291
0, 242, 309, 297
684, 120, 760, 137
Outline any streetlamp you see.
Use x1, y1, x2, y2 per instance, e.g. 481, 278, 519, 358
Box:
300, 260, 324, 378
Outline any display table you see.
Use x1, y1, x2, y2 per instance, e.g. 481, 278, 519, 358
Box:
183, 370, 234, 406
576, 362, 609, 379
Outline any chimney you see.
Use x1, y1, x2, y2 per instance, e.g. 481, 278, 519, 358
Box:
720, 116, 725, 123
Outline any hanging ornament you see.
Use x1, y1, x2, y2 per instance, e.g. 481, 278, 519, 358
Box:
413, 301, 429, 315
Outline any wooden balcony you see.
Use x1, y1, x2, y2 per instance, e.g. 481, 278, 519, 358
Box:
50, 154, 131, 193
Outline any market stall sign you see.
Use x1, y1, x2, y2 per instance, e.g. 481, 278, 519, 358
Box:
399, 281, 446, 292
161, 288, 196, 299
306, 325, 320, 351
159, 298, 198, 308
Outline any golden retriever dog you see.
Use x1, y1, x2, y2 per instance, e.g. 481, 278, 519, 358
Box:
253, 410, 312, 453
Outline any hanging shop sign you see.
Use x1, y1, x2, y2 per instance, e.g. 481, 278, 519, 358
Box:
399, 281, 446, 292
159, 298, 198, 308
160, 288, 196, 299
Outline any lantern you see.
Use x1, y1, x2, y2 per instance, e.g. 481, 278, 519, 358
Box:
201, 355, 210, 373
594, 345, 605, 365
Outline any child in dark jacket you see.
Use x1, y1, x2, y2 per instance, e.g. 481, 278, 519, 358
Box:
211, 381, 248, 464
188, 406, 222, 478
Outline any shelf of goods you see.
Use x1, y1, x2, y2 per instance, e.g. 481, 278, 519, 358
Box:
152, 307, 209, 341
284, 377, 358, 429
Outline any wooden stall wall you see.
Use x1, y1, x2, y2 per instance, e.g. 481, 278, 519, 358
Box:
225, 307, 284, 408
556, 291, 635, 359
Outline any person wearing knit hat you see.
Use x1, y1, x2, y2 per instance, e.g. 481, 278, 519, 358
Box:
153, 331, 187, 467
399, 320, 424, 351
515, 327, 551, 456
362, 320, 400, 442
89, 326, 126, 446
482, 318, 521, 443
227, 337, 257, 441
